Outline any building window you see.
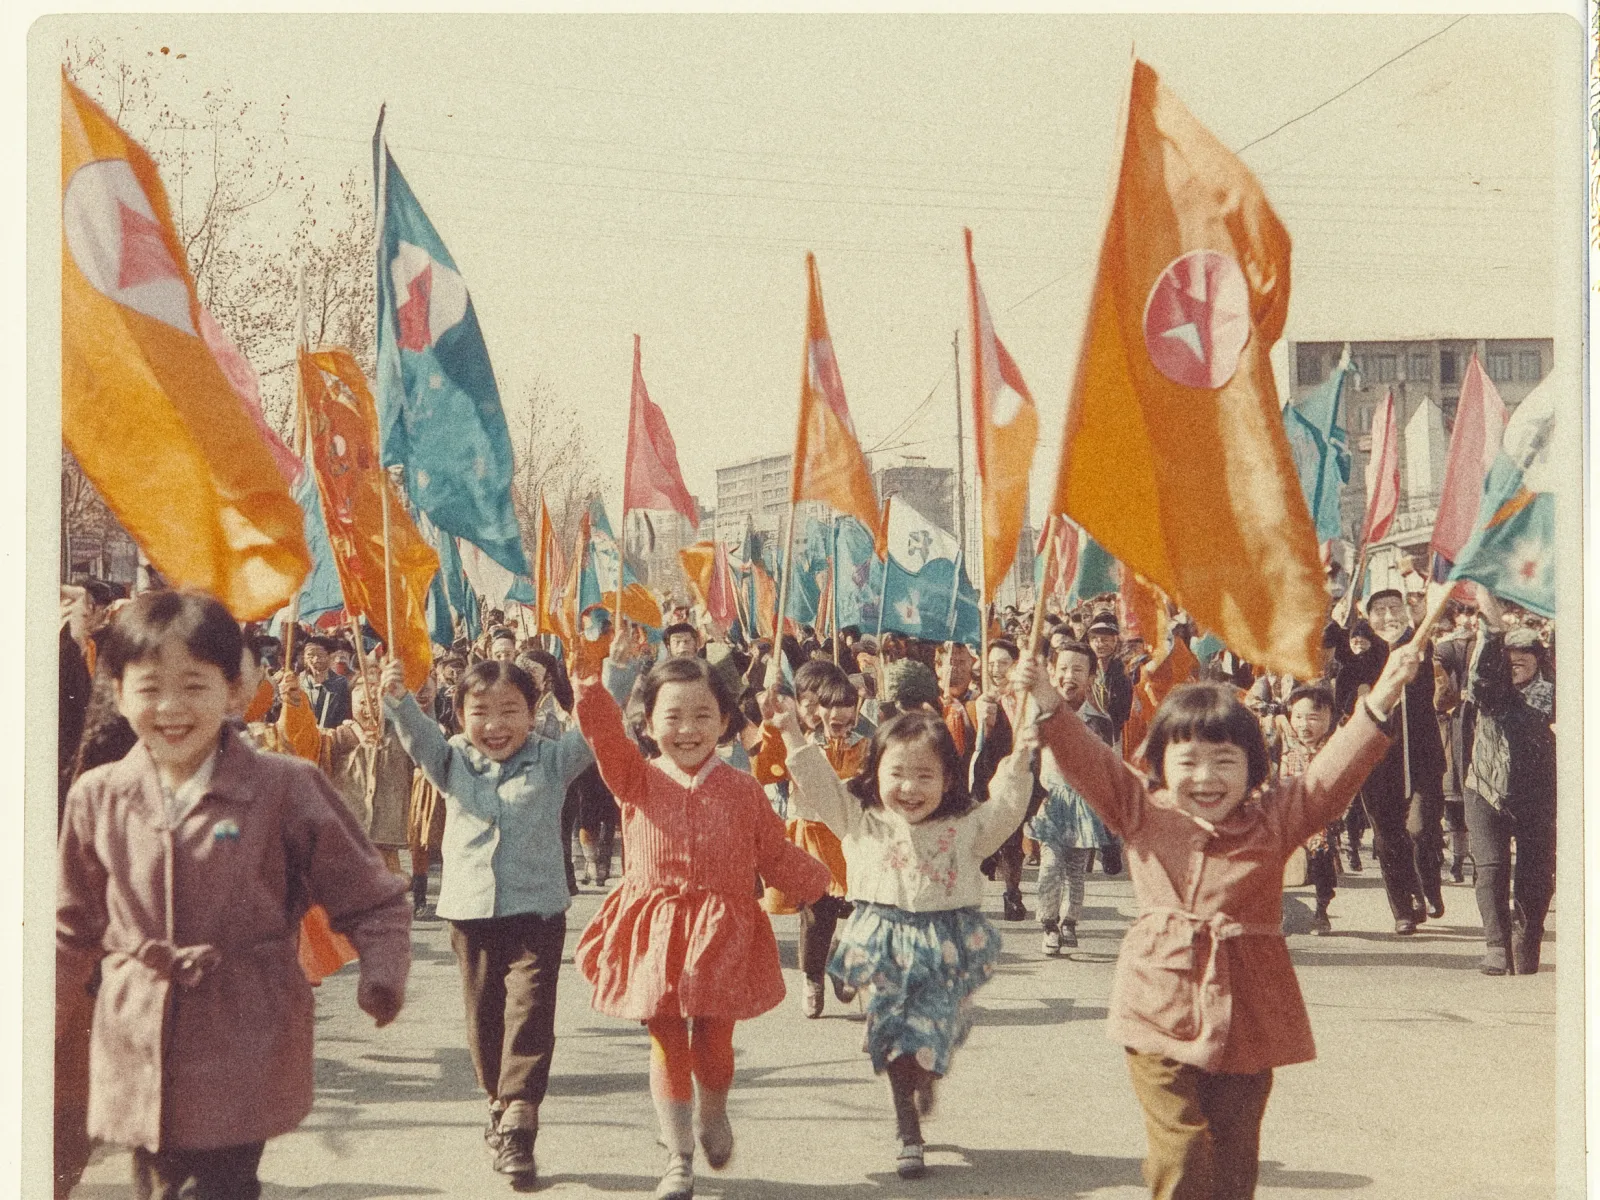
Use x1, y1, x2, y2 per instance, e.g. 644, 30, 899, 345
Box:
1439, 351, 1458, 386
1487, 352, 1513, 383
1517, 350, 1542, 382
1359, 404, 1374, 434
1372, 354, 1397, 383
1408, 353, 1431, 381
1297, 345, 1323, 386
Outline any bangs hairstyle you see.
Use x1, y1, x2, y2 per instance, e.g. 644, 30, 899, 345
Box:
1286, 683, 1335, 714
1052, 640, 1099, 676
846, 710, 972, 821
454, 660, 540, 722
793, 660, 857, 709
1141, 683, 1271, 793
99, 590, 242, 684
636, 656, 742, 758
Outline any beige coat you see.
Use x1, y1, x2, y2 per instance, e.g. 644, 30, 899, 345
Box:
57, 730, 411, 1152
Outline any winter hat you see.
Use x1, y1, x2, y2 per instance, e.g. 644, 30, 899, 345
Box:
883, 658, 940, 710
1087, 612, 1120, 636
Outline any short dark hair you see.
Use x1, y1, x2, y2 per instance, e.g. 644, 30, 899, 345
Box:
1141, 683, 1271, 793
78, 577, 119, 609
488, 627, 518, 647
663, 622, 698, 643
99, 590, 243, 684
988, 639, 1020, 662
846, 710, 972, 821
1286, 683, 1335, 715
455, 660, 539, 722
794, 660, 855, 708
634, 656, 741, 756
1052, 640, 1098, 676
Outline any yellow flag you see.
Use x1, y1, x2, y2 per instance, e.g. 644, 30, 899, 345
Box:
61, 73, 309, 619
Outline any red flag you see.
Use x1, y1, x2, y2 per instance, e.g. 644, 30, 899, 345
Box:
623, 335, 698, 525
966, 229, 1039, 603
1362, 388, 1400, 544
792, 255, 879, 532
1429, 353, 1507, 575
1036, 517, 1081, 600
708, 541, 738, 627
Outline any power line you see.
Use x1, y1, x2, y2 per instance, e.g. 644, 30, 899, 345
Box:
864, 365, 951, 455
1235, 16, 1469, 155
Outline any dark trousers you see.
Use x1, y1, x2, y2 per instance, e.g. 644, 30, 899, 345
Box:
1360, 785, 1443, 918
799, 894, 852, 980
132, 1142, 265, 1200
560, 789, 580, 893
450, 912, 566, 1113
1343, 800, 1367, 853
1464, 791, 1556, 951
1306, 843, 1337, 908
1125, 1051, 1273, 1200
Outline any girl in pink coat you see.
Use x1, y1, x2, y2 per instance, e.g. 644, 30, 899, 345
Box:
56, 591, 411, 1200
571, 653, 830, 1200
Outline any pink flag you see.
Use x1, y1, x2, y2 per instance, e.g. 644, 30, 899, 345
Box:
1036, 516, 1080, 599
197, 306, 302, 488
1429, 352, 1508, 576
1362, 388, 1400, 544
707, 541, 738, 627
623, 335, 698, 525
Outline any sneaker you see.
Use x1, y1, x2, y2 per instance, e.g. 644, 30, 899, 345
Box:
801, 978, 824, 1019
1310, 910, 1332, 936
831, 974, 858, 1004
896, 1141, 926, 1180
1042, 926, 1061, 955
697, 1109, 733, 1170
493, 1127, 536, 1180
654, 1152, 694, 1200
1061, 921, 1078, 949
1002, 890, 1026, 922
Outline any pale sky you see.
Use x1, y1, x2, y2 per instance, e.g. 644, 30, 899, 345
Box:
35, 11, 1583, 526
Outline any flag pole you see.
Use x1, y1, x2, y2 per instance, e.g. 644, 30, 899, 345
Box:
830, 517, 841, 665
283, 268, 310, 676
772, 500, 798, 671
381, 474, 398, 669
873, 497, 892, 703
1014, 513, 1058, 725
953, 331, 967, 554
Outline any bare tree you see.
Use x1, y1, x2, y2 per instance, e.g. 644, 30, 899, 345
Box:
504, 378, 602, 561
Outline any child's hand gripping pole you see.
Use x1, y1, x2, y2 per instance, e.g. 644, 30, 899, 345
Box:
379, 658, 409, 704
1366, 638, 1424, 722
760, 687, 805, 750
1008, 655, 1064, 726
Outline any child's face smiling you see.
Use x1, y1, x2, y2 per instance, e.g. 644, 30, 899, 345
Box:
1162, 738, 1252, 824
877, 740, 945, 825
116, 641, 232, 788
819, 701, 858, 742
649, 680, 727, 772
1288, 699, 1332, 746
463, 680, 534, 761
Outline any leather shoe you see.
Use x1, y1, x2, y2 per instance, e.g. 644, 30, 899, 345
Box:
1394, 918, 1417, 936
1512, 933, 1541, 976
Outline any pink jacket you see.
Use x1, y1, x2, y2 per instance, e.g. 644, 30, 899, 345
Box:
1035, 702, 1389, 1073
57, 729, 411, 1152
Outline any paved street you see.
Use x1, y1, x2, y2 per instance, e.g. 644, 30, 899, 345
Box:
70, 850, 1566, 1200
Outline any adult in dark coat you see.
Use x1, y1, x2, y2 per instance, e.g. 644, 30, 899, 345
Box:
299, 635, 352, 729
1463, 589, 1556, 976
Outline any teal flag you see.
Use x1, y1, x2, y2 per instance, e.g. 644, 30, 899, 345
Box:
1069, 536, 1119, 605
1283, 354, 1353, 544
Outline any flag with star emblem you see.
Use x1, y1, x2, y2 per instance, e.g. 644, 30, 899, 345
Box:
61, 74, 311, 619
879, 497, 982, 647
966, 229, 1040, 604
1448, 375, 1555, 617
832, 515, 885, 633
1051, 60, 1323, 678
300, 348, 439, 690
374, 108, 529, 577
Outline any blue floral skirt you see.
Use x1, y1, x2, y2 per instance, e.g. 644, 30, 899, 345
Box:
827, 902, 1001, 1077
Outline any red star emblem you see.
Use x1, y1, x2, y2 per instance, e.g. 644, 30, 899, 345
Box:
1142, 249, 1251, 389
116, 201, 183, 291
396, 266, 434, 351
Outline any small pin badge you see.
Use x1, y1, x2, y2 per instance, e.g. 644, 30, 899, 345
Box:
212, 818, 241, 842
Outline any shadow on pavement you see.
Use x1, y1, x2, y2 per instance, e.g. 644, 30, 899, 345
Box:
1258, 1159, 1374, 1190
314, 1044, 482, 1104
969, 998, 1108, 1027
1290, 950, 1492, 971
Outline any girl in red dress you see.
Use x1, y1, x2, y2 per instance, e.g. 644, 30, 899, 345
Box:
571, 655, 830, 1200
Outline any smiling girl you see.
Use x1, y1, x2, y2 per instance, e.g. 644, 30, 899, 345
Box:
1013, 642, 1421, 1200
770, 698, 1037, 1181
382, 656, 598, 1186
571, 656, 830, 1200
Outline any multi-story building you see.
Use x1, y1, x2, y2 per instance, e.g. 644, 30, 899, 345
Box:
1287, 336, 1552, 583
712, 453, 828, 560
622, 503, 711, 600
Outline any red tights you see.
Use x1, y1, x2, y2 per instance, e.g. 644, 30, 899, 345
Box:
647, 1014, 735, 1103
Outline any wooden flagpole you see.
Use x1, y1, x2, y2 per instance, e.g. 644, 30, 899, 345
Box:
767, 500, 798, 685
872, 496, 892, 703
282, 268, 309, 676
1014, 513, 1059, 725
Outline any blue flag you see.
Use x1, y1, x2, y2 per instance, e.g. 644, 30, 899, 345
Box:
1448, 379, 1556, 617
833, 516, 884, 633
374, 110, 529, 577
1283, 352, 1353, 544
1069, 535, 1119, 605
880, 497, 982, 647
420, 513, 479, 643
292, 467, 345, 621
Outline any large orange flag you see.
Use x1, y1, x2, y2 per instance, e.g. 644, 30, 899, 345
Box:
533, 495, 566, 638
966, 229, 1040, 604
299, 348, 438, 691
1053, 60, 1322, 678
791, 255, 879, 532
61, 74, 309, 619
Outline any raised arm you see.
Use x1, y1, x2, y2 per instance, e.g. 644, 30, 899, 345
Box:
383, 687, 457, 791
765, 690, 859, 838
572, 673, 650, 806
969, 743, 1038, 861
275, 670, 329, 763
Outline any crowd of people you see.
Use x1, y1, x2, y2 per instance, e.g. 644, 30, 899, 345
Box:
53, 567, 1557, 1200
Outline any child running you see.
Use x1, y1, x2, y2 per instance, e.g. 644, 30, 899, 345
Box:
571, 655, 831, 1200
767, 691, 1037, 1180
57, 591, 410, 1200
1013, 642, 1420, 1200
1279, 683, 1341, 936
381, 655, 596, 1187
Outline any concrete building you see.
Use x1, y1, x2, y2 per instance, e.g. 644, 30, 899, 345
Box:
622, 503, 710, 600
1287, 336, 1552, 584
712, 452, 828, 560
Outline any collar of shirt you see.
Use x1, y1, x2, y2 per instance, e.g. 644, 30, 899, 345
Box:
163, 746, 220, 827
655, 751, 722, 791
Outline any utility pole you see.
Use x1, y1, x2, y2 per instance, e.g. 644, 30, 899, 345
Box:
952, 331, 966, 558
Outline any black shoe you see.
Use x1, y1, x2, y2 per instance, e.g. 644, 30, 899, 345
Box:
1449, 859, 1465, 884
1347, 851, 1363, 873
1394, 918, 1417, 937
1060, 921, 1079, 949
1002, 890, 1026, 922
1310, 909, 1332, 936
1100, 847, 1123, 876
1512, 932, 1542, 976
494, 1127, 537, 1180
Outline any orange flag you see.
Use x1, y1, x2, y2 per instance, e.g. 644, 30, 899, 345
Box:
61, 74, 309, 619
533, 495, 566, 638
965, 229, 1039, 604
791, 254, 880, 532
1053, 60, 1322, 678
299, 348, 438, 691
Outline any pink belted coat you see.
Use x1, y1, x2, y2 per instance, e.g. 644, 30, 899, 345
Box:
1034, 701, 1390, 1073
56, 729, 411, 1152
